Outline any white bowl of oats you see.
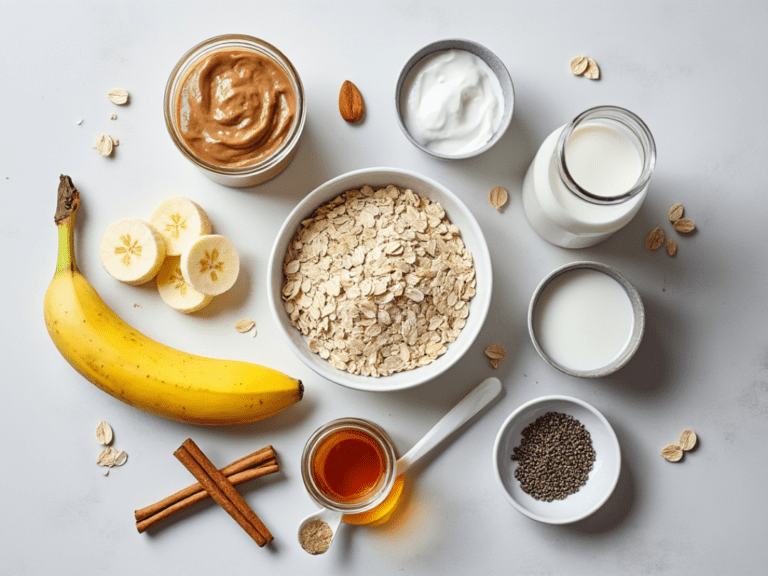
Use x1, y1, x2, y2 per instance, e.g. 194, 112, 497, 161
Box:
267, 167, 492, 392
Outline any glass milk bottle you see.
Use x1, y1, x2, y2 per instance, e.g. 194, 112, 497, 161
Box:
522, 106, 656, 248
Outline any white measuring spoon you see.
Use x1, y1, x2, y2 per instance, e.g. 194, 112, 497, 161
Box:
298, 376, 502, 554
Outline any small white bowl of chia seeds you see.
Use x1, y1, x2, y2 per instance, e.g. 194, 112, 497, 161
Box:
493, 395, 621, 524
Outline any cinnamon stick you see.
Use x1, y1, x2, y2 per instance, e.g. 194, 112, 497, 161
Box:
135, 445, 275, 523
135, 462, 278, 533
174, 439, 274, 546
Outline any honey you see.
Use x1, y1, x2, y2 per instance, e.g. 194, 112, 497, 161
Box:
301, 418, 398, 522
343, 475, 405, 526
312, 428, 387, 505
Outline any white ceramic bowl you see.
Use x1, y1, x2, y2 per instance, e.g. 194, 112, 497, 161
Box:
267, 167, 492, 392
493, 395, 621, 524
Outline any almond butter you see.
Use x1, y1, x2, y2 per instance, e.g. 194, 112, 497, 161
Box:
339, 80, 364, 123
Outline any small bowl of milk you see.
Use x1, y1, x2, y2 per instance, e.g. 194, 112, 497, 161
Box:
395, 39, 514, 159
528, 262, 645, 378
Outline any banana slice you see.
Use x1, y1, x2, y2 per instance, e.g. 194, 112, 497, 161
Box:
180, 235, 240, 296
99, 219, 166, 285
157, 256, 214, 313
149, 197, 212, 256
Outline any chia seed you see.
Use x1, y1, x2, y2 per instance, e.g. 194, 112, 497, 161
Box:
511, 411, 595, 502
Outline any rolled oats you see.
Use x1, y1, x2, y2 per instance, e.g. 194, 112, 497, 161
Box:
679, 429, 697, 451
96, 421, 113, 446
673, 219, 696, 233
668, 203, 684, 222
485, 344, 506, 369
489, 186, 508, 211
282, 184, 476, 377
661, 444, 684, 462
645, 227, 664, 251
569, 56, 589, 76
108, 87, 129, 105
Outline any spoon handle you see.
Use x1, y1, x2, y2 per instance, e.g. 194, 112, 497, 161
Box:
396, 377, 502, 475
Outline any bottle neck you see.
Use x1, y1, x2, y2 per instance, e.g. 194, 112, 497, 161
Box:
555, 105, 656, 206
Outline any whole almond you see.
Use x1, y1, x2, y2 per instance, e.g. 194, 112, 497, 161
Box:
339, 80, 364, 123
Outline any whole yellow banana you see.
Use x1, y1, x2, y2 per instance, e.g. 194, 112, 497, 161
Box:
44, 175, 303, 425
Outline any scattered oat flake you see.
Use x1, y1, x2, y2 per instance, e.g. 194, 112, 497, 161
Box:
645, 227, 664, 251
235, 318, 256, 333
110, 136, 119, 147
113, 450, 128, 466
661, 444, 684, 462
485, 344, 506, 360
569, 55, 589, 75
485, 344, 506, 368
665, 239, 677, 256
108, 87, 129, 105
96, 421, 113, 446
673, 219, 695, 233
110, 113, 117, 120
679, 429, 697, 451
94, 134, 114, 157
584, 58, 600, 80
97, 447, 120, 467
489, 186, 508, 211
668, 203, 684, 222
134, 303, 141, 308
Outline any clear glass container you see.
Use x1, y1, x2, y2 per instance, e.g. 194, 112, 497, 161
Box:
521, 106, 656, 248
301, 418, 398, 516
164, 34, 306, 188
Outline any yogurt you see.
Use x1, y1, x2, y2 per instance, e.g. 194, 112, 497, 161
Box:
400, 49, 504, 156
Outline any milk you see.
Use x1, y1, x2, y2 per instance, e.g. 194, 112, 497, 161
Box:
521, 106, 655, 249
564, 124, 642, 198
533, 269, 634, 371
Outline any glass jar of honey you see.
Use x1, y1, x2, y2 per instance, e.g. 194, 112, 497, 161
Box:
301, 418, 398, 519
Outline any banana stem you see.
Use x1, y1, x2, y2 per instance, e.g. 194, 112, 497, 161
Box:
54, 175, 80, 275
56, 218, 77, 274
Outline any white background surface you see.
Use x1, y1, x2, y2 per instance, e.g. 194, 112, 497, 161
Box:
2, 1, 767, 574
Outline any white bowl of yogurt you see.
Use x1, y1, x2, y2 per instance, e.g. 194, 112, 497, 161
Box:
528, 261, 645, 378
395, 39, 514, 159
